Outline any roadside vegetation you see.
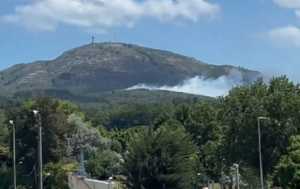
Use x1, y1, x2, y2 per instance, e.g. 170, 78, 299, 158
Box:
1, 76, 300, 188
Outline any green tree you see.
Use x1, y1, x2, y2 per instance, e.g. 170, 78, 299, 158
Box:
123, 125, 198, 189
44, 161, 78, 189
176, 102, 224, 180
272, 135, 300, 188
0, 109, 9, 163
110, 127, 147, 153
6, 98, 80, 188
86, 149, 122, 180
222, 76, 300, 174
67, 113, 106, 156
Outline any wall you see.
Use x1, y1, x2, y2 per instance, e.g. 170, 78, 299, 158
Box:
68, 175, 118, 189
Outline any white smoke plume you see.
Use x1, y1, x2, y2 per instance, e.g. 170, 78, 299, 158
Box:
127, 75, 243, 97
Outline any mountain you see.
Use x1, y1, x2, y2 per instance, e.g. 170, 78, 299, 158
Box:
0, 42, 261, 101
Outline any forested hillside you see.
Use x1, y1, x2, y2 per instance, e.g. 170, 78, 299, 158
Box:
1, 76, 300, 189
0, 43, 260, 99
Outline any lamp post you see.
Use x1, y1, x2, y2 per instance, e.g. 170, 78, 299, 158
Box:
257, 116, 269, 189
33, 110, 43, 189
9, 120, 16, 189
79, 148, 87, 177
233, 163, 240, 189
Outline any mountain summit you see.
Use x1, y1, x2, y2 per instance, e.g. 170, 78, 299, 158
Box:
0, 42, 260, 97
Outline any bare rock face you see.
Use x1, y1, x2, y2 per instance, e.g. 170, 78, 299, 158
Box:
0, 42, 261, 97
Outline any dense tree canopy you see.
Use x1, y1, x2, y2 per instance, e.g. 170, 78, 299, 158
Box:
123, 126, 198, 189
222, 77, 300, 174
1, 76, 300, 189
272, 135, 300, 188
5, 98, 80, 188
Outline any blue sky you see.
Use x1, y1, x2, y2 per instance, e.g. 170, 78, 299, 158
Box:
1, 0, 300, 81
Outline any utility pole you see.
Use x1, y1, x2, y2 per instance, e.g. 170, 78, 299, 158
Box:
257, 117, 269, 189
79, 148, 87, 176
66, 137, 72, 158
33, 110, 43, 189
233, 164, 240, 189
78, 126, 87, 177
9, 120, 16, 189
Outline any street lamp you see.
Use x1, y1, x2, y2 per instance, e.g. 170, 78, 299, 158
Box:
233, 163, 240, 189
33, 110, 43, 189
9, 120, 16, 189
257, 116, 270, 189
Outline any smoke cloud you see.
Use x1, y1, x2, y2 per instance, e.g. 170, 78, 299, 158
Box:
127, 75, 243, 97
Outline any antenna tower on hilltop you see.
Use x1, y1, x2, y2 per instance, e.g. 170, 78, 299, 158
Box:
91, 35, 95, 46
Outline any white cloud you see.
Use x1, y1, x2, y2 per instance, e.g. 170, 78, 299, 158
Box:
273, 0, 300, 19
1, 0, 220, 31
270, 1, 300, 47
127, 74, 244, 97
273, 0, 300, 9
296, 9, 300, 17
269, 26, 300, 47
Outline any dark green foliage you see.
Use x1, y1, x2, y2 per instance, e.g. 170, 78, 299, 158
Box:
272, 135, 300, 188
4, 98, 80, 188
1, 76, 300, 189
0, 166, 11, 188
222, 77, 300, 174
123, 126, 198, 189
44, 161, 78, 189
86, 149, 122, 180
0, 109, 9, 157
81, 89, 208, 128
174, 102, 224, 180
0, 109, 11, 188
109, 127, 147, 153
101, 103, 176, 129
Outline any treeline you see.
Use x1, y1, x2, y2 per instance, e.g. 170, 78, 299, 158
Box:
1, 76, 300, 188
